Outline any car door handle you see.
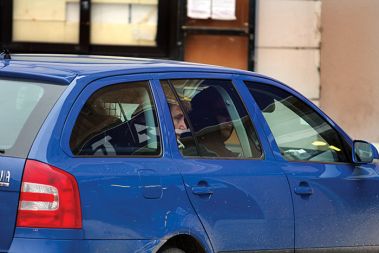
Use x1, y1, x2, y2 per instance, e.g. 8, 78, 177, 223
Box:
294, 182, 313, 195
191, 186, 213, 196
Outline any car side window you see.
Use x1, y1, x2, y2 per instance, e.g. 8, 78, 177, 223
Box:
246, 82, 351, 163
70, 81, 161, 156
161, 79, 262, 159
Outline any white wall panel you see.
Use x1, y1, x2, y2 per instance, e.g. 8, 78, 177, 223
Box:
256, 0, 321, 47
256, 48, 320, 99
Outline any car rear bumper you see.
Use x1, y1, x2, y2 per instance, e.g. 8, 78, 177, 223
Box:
8, 238, 163, 253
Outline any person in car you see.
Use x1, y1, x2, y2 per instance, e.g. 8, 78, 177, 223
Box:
167, 99, 189, 150
188, 86, 237, 157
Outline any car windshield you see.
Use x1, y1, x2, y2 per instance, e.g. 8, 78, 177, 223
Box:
0, 78, 66, 157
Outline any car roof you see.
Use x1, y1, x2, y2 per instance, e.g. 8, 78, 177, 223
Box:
0, 54, 260, 85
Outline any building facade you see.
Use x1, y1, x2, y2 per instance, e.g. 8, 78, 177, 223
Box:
1, 0, 378, 144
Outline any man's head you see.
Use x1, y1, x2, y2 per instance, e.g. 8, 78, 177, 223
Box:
169, 103, 187, 138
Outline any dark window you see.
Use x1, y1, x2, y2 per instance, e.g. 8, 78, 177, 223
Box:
1, 0, 179, 58
0, 78, 66, 158
162, 79, 262, 159
247, 82, 351, 163
70, 81, 161, 157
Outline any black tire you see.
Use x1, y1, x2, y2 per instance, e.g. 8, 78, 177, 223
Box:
159, 248, 186, 253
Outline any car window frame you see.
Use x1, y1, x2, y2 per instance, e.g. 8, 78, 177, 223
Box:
152, 72, 269, 161
243, 76, 354, 165
61, 74, 167, 159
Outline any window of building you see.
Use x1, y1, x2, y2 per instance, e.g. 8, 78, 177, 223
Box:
91, 0, 158, 46
12, 0, 80, 44
1, 0, 177, 58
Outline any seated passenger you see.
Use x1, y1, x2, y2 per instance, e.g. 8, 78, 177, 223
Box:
167, 99, 188, 149
188, 87, 237, 157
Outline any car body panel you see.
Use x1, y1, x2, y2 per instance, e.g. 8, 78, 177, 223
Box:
0, 157, 24, 251
8, 238, 163, 253
0, 62, 76, 85
24, 73, 214, 252
281, 160, 379, 249
243, 77, 379, 251
153, 73, 294, 252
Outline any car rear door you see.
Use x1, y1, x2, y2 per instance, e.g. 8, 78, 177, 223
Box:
0, 78, 66, 251
156, 73, 294, 253
59, 74, 196, 241
245, 77, 379, 252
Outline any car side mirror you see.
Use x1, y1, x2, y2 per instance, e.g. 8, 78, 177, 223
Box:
371, 143, 379, 160
352, 140, 378, 164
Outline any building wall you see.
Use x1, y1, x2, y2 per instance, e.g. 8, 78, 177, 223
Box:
255, 0, 322, 106
320, 0, 379, 144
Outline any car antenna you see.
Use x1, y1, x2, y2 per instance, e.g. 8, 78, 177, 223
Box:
0, 49, 11, 60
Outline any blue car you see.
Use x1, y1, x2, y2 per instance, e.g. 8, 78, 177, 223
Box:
1, 54, 378, 253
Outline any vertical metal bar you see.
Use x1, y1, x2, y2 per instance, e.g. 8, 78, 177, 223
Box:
177, 0, 186, 61
248, 0, 257, 71
157, 0, 169, 53
79, 0, 91, 53
0, 0, 3, 46
1, 0, 13, 48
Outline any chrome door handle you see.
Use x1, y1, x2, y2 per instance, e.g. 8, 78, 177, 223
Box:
294, 181, 313, 195
294, 186, 313, 195
191, 186, 213, 196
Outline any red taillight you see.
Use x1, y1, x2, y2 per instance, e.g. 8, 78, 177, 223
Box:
16, 160, 82, 229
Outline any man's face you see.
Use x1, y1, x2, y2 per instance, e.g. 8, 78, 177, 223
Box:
170, 104, 187, 137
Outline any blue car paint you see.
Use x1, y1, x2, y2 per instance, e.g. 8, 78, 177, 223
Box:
280, 161, 379, 249
1, 62, 76, 85
0, 157, 25, 251
25, 71, 214, 252
241, 77, 379, 249
153, 73, 294, 252
9, 238, 162, 253
1, 55, 378, 253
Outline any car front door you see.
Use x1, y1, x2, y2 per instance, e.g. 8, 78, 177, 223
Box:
245, 77, 379, 252
155, 73, 294, 253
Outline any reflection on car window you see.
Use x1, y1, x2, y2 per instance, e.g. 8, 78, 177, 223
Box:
70, 81, 161, 156
162, 79, 262, 159
247, 82, 351, 163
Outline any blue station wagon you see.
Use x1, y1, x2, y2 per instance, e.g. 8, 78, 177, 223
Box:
0, 54, 378, 253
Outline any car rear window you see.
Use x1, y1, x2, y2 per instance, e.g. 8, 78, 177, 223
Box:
0, 78, 66, 158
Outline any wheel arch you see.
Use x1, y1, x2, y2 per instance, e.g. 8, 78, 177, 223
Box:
156, 233, 211, 253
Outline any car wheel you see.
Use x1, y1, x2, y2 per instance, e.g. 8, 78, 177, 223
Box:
160, 248, 186, 253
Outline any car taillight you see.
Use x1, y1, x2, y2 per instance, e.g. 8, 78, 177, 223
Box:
16, 160, 82, 229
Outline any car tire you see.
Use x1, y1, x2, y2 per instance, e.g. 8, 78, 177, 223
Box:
160, 248, 186, 253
